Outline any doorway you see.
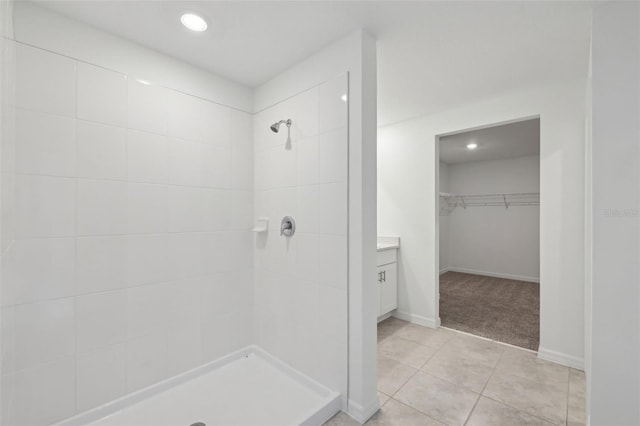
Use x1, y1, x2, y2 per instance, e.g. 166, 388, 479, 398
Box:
437, 118, 540, 350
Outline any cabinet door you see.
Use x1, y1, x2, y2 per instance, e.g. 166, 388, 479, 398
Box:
378, 263, 397, 315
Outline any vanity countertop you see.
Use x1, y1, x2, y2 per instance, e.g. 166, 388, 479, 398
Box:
377, 242, 399, 251
377, 236, 400, 252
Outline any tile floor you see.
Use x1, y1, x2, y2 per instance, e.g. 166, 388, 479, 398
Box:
326, 317, 586, 426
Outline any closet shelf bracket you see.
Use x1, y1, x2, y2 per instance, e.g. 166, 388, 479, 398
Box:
439, 192, 539, 216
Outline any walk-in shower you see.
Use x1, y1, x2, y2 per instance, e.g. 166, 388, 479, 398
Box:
1, 2, 350, 424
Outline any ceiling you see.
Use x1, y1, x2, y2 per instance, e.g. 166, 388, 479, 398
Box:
30, 1, 592, 126
439, 118, 540, 165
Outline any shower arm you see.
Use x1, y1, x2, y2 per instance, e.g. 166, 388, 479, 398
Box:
270, 119, 293, 133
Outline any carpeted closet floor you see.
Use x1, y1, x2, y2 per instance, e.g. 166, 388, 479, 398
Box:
439, 271, 539, 350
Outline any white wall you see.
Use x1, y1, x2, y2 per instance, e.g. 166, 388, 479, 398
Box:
589, 2, 640, 424
254, 31, 379, 422
445, 155, 540, 282
438, 162, 449, 272
253, 74, 349, 404
378, 80, 586, 368
0, 7, 16, 426
1, 5, 254, 425
0, 0, 15, 254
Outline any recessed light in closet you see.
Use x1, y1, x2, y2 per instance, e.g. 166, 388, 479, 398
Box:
466, 143, 478, 149
181, 13, 208, 32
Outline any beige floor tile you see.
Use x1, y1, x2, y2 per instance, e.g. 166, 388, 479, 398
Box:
394, 371, 479, 426
378, 356, 417, 395
394, 323, 436, 345
380, 317, 409, 328
444, 334, 506, 365
377, 318, 408, 343
423, 327, 458, 348
378, 327, 399, 343
420, 335, 506, 392
483, 369, 567, 425
366, 398, 444, 426
324, 411, 361, 426
378, 336, 439, 369
376, 324, 575, 426
466, 396, 555, 426
378, 391, 391, 406
497, 348, 569, 386
421, 347, 496, 393
395, 324, 455, 349
567, 369, 586, 424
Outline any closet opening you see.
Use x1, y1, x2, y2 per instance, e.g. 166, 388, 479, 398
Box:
436, 117, 541, 351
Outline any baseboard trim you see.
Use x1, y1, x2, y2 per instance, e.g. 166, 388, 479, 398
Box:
439, 267, 451, 275
377, 311, 393, 323
537, 347, 585, 370
392, 311, 438, 329
445, 267, 540, 283
347, 397, 380, 424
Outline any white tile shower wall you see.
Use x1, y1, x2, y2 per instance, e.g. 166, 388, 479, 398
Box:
1, 42, 254, 426
253, 74, 349, 399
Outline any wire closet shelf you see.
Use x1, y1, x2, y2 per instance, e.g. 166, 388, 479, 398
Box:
439, 192, 540, 216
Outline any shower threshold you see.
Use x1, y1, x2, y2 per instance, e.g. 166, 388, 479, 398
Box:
54, 347, 341, 426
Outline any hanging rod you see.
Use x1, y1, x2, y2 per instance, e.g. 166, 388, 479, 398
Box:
439, 192, 539, 214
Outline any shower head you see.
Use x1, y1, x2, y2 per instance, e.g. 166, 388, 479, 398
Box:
270, 119, 292, 133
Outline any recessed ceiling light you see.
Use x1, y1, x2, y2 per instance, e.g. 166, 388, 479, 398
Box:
181, 13, 208, 32
341, 94, 348, 102
466, 143, 478, 150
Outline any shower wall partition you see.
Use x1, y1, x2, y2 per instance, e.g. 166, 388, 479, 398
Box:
253, 74, 349, 401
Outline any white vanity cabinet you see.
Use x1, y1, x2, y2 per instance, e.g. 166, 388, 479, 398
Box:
377, 246, 398, 318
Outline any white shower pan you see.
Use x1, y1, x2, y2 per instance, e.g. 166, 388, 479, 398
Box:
54, 347, 341, 426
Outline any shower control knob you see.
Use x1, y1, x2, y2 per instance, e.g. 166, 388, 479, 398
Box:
280, 216, 296, 237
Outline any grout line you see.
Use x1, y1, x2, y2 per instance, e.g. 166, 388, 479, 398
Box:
379, 327, 467, 401
386, 397, 447, 425
473, 346, 566, 425
380, 357, 419, 400
2, 266, 254, 310
462, 343, 508, 425
379, 343, 480, 426
122, 69, 131, 400
566, 368, 571, 425
480, 394, 559, 425
253, 71, 347, 115
14, 170, 238, 191
383, 320, 551, 426
12, 229, 256, 243
418, 369, 484, 398
72, 59, 79, 416
13, 40, 252, 115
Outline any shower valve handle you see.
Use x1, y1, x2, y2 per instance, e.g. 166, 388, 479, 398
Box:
280, 216, 296, 237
